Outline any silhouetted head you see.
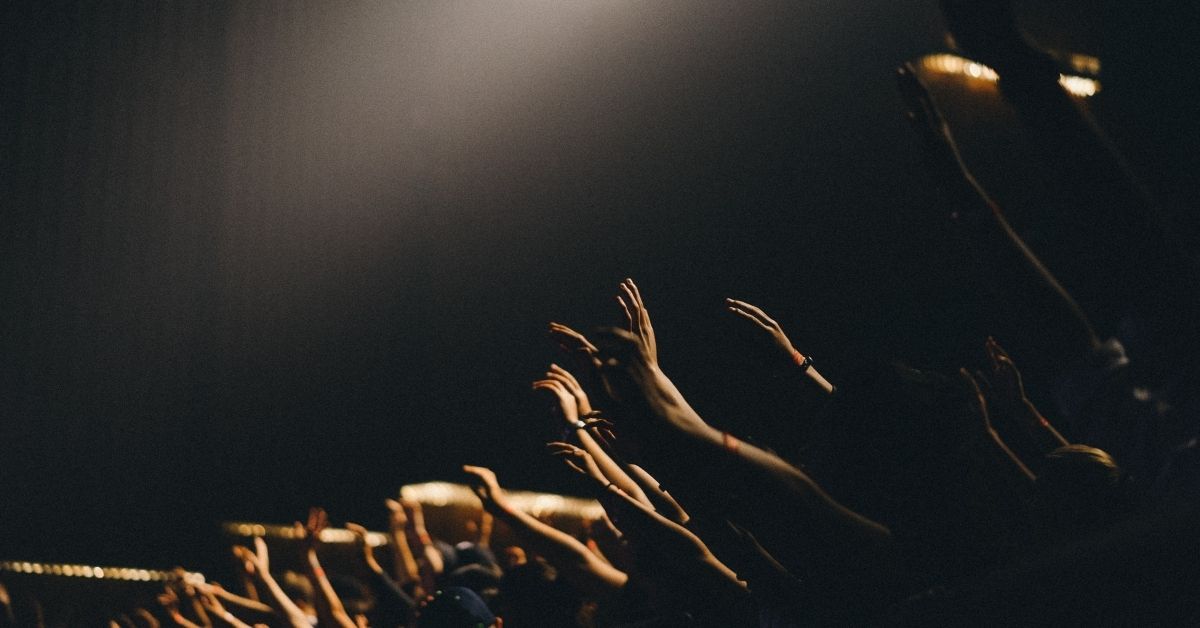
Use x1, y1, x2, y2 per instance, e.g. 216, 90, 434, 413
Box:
417, 586, 500, 628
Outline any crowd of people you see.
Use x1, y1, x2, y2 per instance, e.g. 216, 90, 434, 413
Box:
4, 2, 1199, 626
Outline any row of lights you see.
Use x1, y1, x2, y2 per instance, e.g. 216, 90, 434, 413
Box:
401, 482, 605, 519
221, 522, 390, 547
223, 482, 605, 544
920, 53, 1101, 98
0, 561, 202, 583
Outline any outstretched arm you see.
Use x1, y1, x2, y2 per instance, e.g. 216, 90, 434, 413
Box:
233, 539, 310, 628
960, 369, 1037, 483
536, 365, 650, 506
985, 338, 1070, 451
897, 62, 1101, 361
726, 298, 835, 395
552, 443, 752, 623
383, 498, 422, 594
296, 508, 357, 628
192, 583, 274, 625
461, 465, 628, 599
591, 326, 892, 580
346, 523, 415, 628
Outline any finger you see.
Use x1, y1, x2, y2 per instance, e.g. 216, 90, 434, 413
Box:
543, 372, 573, 388
532, 379, 564, 392
724, 298, 769, 324
563, 459, 584, 474
996, 355, 1020, 379
549, 374, 584, 398
728, 306, 773, 333
581, 416, 615, 428
990, 337, 1012, 362
548, 363, 581, 387
624, 278, 645, 310
725, 298, 777, 327
252, 538, 269, 570
550, 323, 599, 352
619, 283, 640, 325
616, 295, 634, 332
591, 326, 641, 357
985, 337, 1001, 369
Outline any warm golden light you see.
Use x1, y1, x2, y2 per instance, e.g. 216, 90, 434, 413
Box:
0, 560, 200, 582
920, 53, 1100, 98
402, 481, 605, 520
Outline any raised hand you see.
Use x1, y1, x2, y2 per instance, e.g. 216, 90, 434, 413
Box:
157, 587, 201, 628
984, 337, 1029, 418
383, 498, 421, 587
546, 441, 608, 485
616, 278, 658, 364
233, 539, 310, 628
984, 338, 1070, 448
462, 465, 513, 515
197, 591, 252, 628
384, 498, 408, 530
532, 378, 581, 425
549, 321, 602, 366
546, 363, 593, 415
960, 368, 1036, 482
592, 326, 705, 439
294, 507, 329, 551
725, 298, 799, 363
345, 522, 384, 575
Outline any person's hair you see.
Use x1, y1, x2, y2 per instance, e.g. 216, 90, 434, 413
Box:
1035, 444, 1129, 541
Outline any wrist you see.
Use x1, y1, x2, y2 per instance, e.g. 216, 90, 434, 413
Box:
792, 349, 812, 372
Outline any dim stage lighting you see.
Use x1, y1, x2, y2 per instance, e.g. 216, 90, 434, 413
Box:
920, 53, 1100, 98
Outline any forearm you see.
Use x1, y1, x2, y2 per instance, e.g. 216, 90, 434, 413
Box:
624, 463, 688, 524
253, 570, 310, 628
404, 525, 441, 594
305, 550, 356, 628
791, 349, 835, 395
209, 588, 273, 619
491, 503, 628, 597
389, 528, 421, 586
593, 483, 748, 617
949, 164, 1101, 359
1018, 399, 1070, 452
986, 428, 1037, 483
645, 420, 891, 576
576, 428, 651, 507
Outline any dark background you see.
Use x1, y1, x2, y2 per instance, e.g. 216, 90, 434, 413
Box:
2, 0, 1196, 572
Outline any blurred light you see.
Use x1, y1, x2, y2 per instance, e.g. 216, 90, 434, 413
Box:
1067, 53, 1101, 76
1057, 75, 1098, 97
920, 53, 1100, 98
0, 560, 201, 582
